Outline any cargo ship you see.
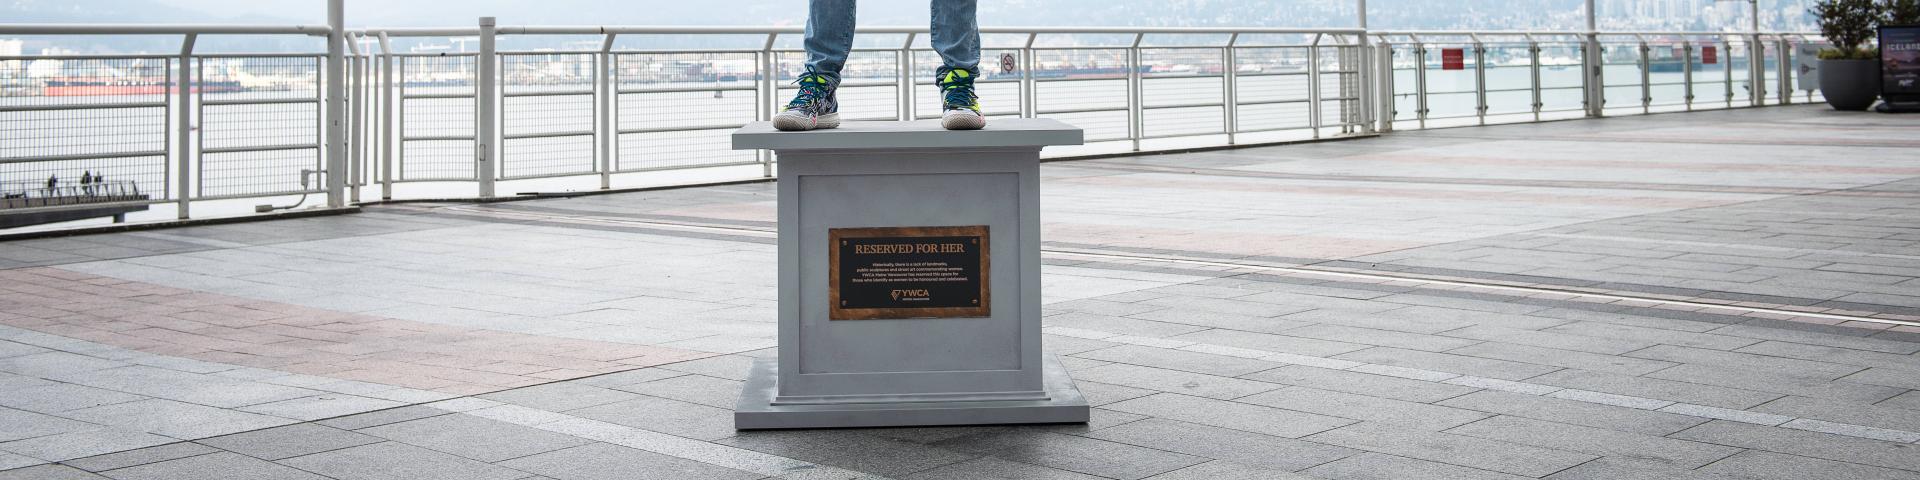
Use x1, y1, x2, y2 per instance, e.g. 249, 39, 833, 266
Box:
43, 77, 244, 96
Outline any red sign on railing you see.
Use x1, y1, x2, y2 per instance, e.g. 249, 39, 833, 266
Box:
1702, 46, 1717, 64
1442, 48, 1465, 70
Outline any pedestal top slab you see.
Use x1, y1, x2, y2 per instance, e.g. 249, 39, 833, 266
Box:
732, 118, 1083, 151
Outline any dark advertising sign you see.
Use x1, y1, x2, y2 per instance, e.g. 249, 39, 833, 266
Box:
1885, 26, 1920, 98
829, 226, 989, 320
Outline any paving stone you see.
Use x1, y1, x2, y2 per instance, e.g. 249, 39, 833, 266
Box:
0, 451, 43, 471
1043, 312, 1209, 338
608, 374, 741, 409
1447, 342, 1677, 376
1437, 390, 1706, 436
1545, 456, 1750, 480
568, 368, 687, 389
0, 464, 107, 480
197, 423, 380, 461
1071, 363, 1281, 400
1085, 418, 1358, 471
1277, 308, 1476, 335
1169, 329, 1370, 357
1285, 325, 1484, 352
1304, 422, 1594, 477
1240, 364, 1480, 403
937, 431, 1204, 480
1127, 309, 1313, 334
1239, 386, 1491, 431
1656, 403, 1795, 426
479, 383, 641, 413
1073, 344, 1282, 377
1440, 325, 1656, 355
1880, 390, 1920, 411
1526, 369, 1783, 410
239, 394, 404, 422
360, 413, 590, 462
0, 428, 175, 462
1645, 363, 1904, 404
1625, 345, 1865, 380
1542, 321, 1761, 350
1735, 340, 1920, 373
1102, 393, 1353, 438
1446, 415, 1740, 469
1778, 418, 1920, 443
97, 451, 328, 480
1333, 347, 1560, 381
278, 441, 531, 480
1750, 395, 1920, 433
568, 395, 737, 441
1139, 295, 1308, 318
0, 352, 125, 378
1708, 324, 1920, 354
1301, 452, 1531, 480
1071, 381, 1157, 407
718, 429, 976, 478
1672, 420, 1920, 473
498, 442, 761, 480
1544, 389, 1673, 410
0, 383, 147, 414
1143, 460, 1318, 480
64, 442, 217, 472
1696, 450, 1920, 480
1843, 367, 1920, 391
62, 399, 296, 440
656, 355, 757, 381
57, 366, 319, 409
0, 407, 98, 442
902, 456, 1106, 480
316, 405, 450, 431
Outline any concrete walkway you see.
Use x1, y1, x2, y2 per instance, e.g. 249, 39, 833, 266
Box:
4, 104, 1920, 479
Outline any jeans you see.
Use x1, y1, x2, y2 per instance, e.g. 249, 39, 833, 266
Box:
804, 0, 979, 76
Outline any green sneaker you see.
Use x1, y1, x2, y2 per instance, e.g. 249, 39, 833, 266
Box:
936, 66, 984, 130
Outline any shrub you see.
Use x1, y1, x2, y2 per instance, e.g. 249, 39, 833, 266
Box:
1812, 0, 1882, 58
1886, 0, 1920, 24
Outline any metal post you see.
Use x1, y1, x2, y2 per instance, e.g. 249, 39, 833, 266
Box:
1529, 40, 1542, 121
347, 38, 364, 203
1128, 33, 1143, 151
598, 34, 615, 189
1776, 38, 1792, 104
1638, 41, 1651, 113
325, 0, 346, 207
1682, 41, 1694, 111
379, 33, 393, 200
1584, 0, 1604, 117
176, 34, 195, 219
1414, 43, 1427, 129
1022, 33, 1036, 118
1473, 42, 1487, 125
1357, 0, 1375, 134
898, 33, 914, 121
1377, 39, 1393, 132
1751, 39, 1766, 106
760, 33, 778, 177
1723, 39, 1734, 107
476, 17, 497, 197
1223, 34, 1238, 144
1309, 39, 1323, 138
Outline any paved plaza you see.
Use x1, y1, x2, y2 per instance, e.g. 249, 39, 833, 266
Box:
3, 104, 1920, 479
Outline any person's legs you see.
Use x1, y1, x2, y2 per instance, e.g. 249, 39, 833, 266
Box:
930, 0, 984, 129
777, 0, 854, 131
803, 0, 856, 75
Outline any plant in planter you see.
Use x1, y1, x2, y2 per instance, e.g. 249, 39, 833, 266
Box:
1887, 0, 1920, 24
1812, 0, 1883, 109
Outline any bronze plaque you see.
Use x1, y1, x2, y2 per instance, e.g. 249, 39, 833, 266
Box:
829, 225, 989, 320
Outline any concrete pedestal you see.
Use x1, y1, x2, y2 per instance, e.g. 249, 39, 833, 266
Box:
730, 119, 1088, 429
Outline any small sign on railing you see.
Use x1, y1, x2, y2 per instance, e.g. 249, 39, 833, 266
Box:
1702, 46, 1718, 64
1442, 48, 1465, 70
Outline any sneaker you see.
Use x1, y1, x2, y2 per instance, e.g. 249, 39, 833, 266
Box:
936, 66, 985, 130
773, 70, 840, 131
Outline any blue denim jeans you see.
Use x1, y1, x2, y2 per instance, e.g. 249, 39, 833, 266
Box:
803, 0, 979, 76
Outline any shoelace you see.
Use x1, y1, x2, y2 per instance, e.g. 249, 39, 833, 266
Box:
939, 69, 977, 111
787, 73, 834, 112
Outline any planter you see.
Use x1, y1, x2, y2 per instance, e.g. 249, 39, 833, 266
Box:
1820, 59, 1882, 110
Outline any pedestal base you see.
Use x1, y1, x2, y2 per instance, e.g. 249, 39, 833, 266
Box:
734, 354, 1091, 430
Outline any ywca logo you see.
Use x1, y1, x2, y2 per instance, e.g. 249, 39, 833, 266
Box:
891, 289, 931, 301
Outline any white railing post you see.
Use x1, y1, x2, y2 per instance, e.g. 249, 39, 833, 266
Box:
760, 33, 778, 177
1472, 41, 1486, 125
476, 16, 497, 197
1723, 39, 1734, 108
1021, 33, 1036, 118
1776, 38, 1792, 105
1414, 42, 1427, 129
898, 33, 913, 121
347, 35, 364, 203
1584, 40, 1604, 117
598, 34, 615, 189
1682, 41, 1694, 111
1529, 40, 1542, 121
176, 34, 196, 219
325, 0, 347, 207
378, 33, 393, 200
1309, 36, 1323, 138
1223, 34, 1238, 144
1377, 39, 1393, 133
1128, 33, 1144, 151
1639, 40, 1651, 113
1751, 38, 1766, 106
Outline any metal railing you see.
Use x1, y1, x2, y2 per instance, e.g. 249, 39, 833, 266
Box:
0, 21, 1828, 230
